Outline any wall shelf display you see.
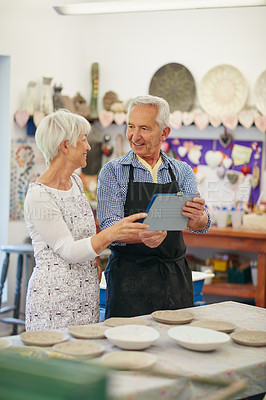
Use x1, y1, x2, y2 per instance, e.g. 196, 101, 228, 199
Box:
166, 137, 263, 207
96, 109, 266, 132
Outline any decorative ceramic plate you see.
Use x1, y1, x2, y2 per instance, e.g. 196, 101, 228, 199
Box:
198, 64, 248, 117
101, 351, 157, 370
149, 63, 196, 112
254, 70, 266, 116
68, 324, 108, 339
230, 330, 266, 347
105, 324, 160, 350
151, 310, 194, 325
190, 320, 236, 333
53, 340, 105, 358
2, 346, 48, 359
104, 317, 150, 327
20, 331, 68, 347
168, 326, 230, 352
0, 338, 10, 349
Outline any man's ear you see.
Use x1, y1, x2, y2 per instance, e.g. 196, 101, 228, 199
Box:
60, 140, 69, 154
161, 126, 171, 142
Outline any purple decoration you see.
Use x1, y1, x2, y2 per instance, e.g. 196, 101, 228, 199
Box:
166, 138, 262, 206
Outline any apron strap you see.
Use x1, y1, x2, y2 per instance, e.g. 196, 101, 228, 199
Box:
129, 162, 176, 183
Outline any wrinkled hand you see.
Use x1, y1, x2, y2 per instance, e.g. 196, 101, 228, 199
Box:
112, 212, 149, 242
182, 193, 208, 231
94, 257, 102, 283
139, 230, 167, 248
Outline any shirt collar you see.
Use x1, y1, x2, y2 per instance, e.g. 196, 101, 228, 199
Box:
120, 149, 170, 169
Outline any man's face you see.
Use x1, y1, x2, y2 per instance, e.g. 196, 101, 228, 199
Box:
126, 105, 167, 161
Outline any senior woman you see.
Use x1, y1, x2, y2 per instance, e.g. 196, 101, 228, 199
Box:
24, 109, 148, 331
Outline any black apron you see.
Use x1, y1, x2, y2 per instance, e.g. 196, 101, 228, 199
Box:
104, 163, 193, 318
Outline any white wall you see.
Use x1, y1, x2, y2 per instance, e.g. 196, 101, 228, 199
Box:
0, 0, 265, 333
0, 56, 11, 309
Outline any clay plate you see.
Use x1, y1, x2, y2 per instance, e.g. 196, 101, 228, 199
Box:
151, 310, 194, 325
101, 351, 156, 370
68, 324, 108, 339
230, 330, 266, 347
104, 317, 150, 327
20, 331, 68, 347
53, 340, 105, 358
190, 320, 236, 333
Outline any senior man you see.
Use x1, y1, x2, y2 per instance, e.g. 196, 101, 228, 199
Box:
97, 95, 211, 318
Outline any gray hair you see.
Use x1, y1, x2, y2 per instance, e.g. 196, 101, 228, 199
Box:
35, 109, 91, 165
127, 95, 170, 130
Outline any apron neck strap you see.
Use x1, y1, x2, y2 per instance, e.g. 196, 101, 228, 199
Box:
129, 162, 176, 182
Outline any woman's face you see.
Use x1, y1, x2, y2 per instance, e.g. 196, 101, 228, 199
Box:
70, 132, 91, 169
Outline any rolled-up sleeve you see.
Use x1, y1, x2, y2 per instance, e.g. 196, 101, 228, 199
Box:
97, 162, 126, 230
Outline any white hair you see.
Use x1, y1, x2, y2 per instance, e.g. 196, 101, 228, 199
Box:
127, 95, 170, 130
35, 109, 91, 165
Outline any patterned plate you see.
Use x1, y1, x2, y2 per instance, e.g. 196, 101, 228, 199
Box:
198, 64, 248, 117
20, 331, 68, 347
254, 69, 266, 116
149, 63, 196, 112
230, 330, 266, 347
151, 310, 194, 325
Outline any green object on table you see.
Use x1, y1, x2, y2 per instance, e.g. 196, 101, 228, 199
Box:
0, 352, 107, 400
90, 62, 99, 118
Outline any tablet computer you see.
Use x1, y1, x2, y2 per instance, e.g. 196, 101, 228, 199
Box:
143, 192, 199, 231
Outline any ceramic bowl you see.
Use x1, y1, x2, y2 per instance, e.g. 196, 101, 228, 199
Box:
105, 324, 160, 350
168, 326, 230, 352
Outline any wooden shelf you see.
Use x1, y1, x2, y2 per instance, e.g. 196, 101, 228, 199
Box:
183, 226, 266, 307
203, 282, 256, 299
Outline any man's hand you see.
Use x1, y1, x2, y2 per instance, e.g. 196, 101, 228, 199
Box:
139, 230, 167, 248
182, 193, 208, 231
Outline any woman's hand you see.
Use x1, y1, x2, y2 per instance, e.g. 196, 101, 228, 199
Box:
94, 256, 102, 283
111, 213, 149, 242
91, 213, 149, 254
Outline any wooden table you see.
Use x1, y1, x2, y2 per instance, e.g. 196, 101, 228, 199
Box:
183, 227, 266, 308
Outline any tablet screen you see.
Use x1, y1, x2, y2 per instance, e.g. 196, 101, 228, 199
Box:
143, 192, 199, 231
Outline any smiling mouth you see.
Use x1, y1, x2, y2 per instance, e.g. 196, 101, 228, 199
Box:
131, 140, 143, 146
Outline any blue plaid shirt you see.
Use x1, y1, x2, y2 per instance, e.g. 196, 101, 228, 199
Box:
97, 150, 211, 241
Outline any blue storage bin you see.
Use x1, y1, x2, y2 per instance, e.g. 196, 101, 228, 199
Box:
193, 292, 204, 303
192, 279, 204, 296
100, 287, 106, 307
